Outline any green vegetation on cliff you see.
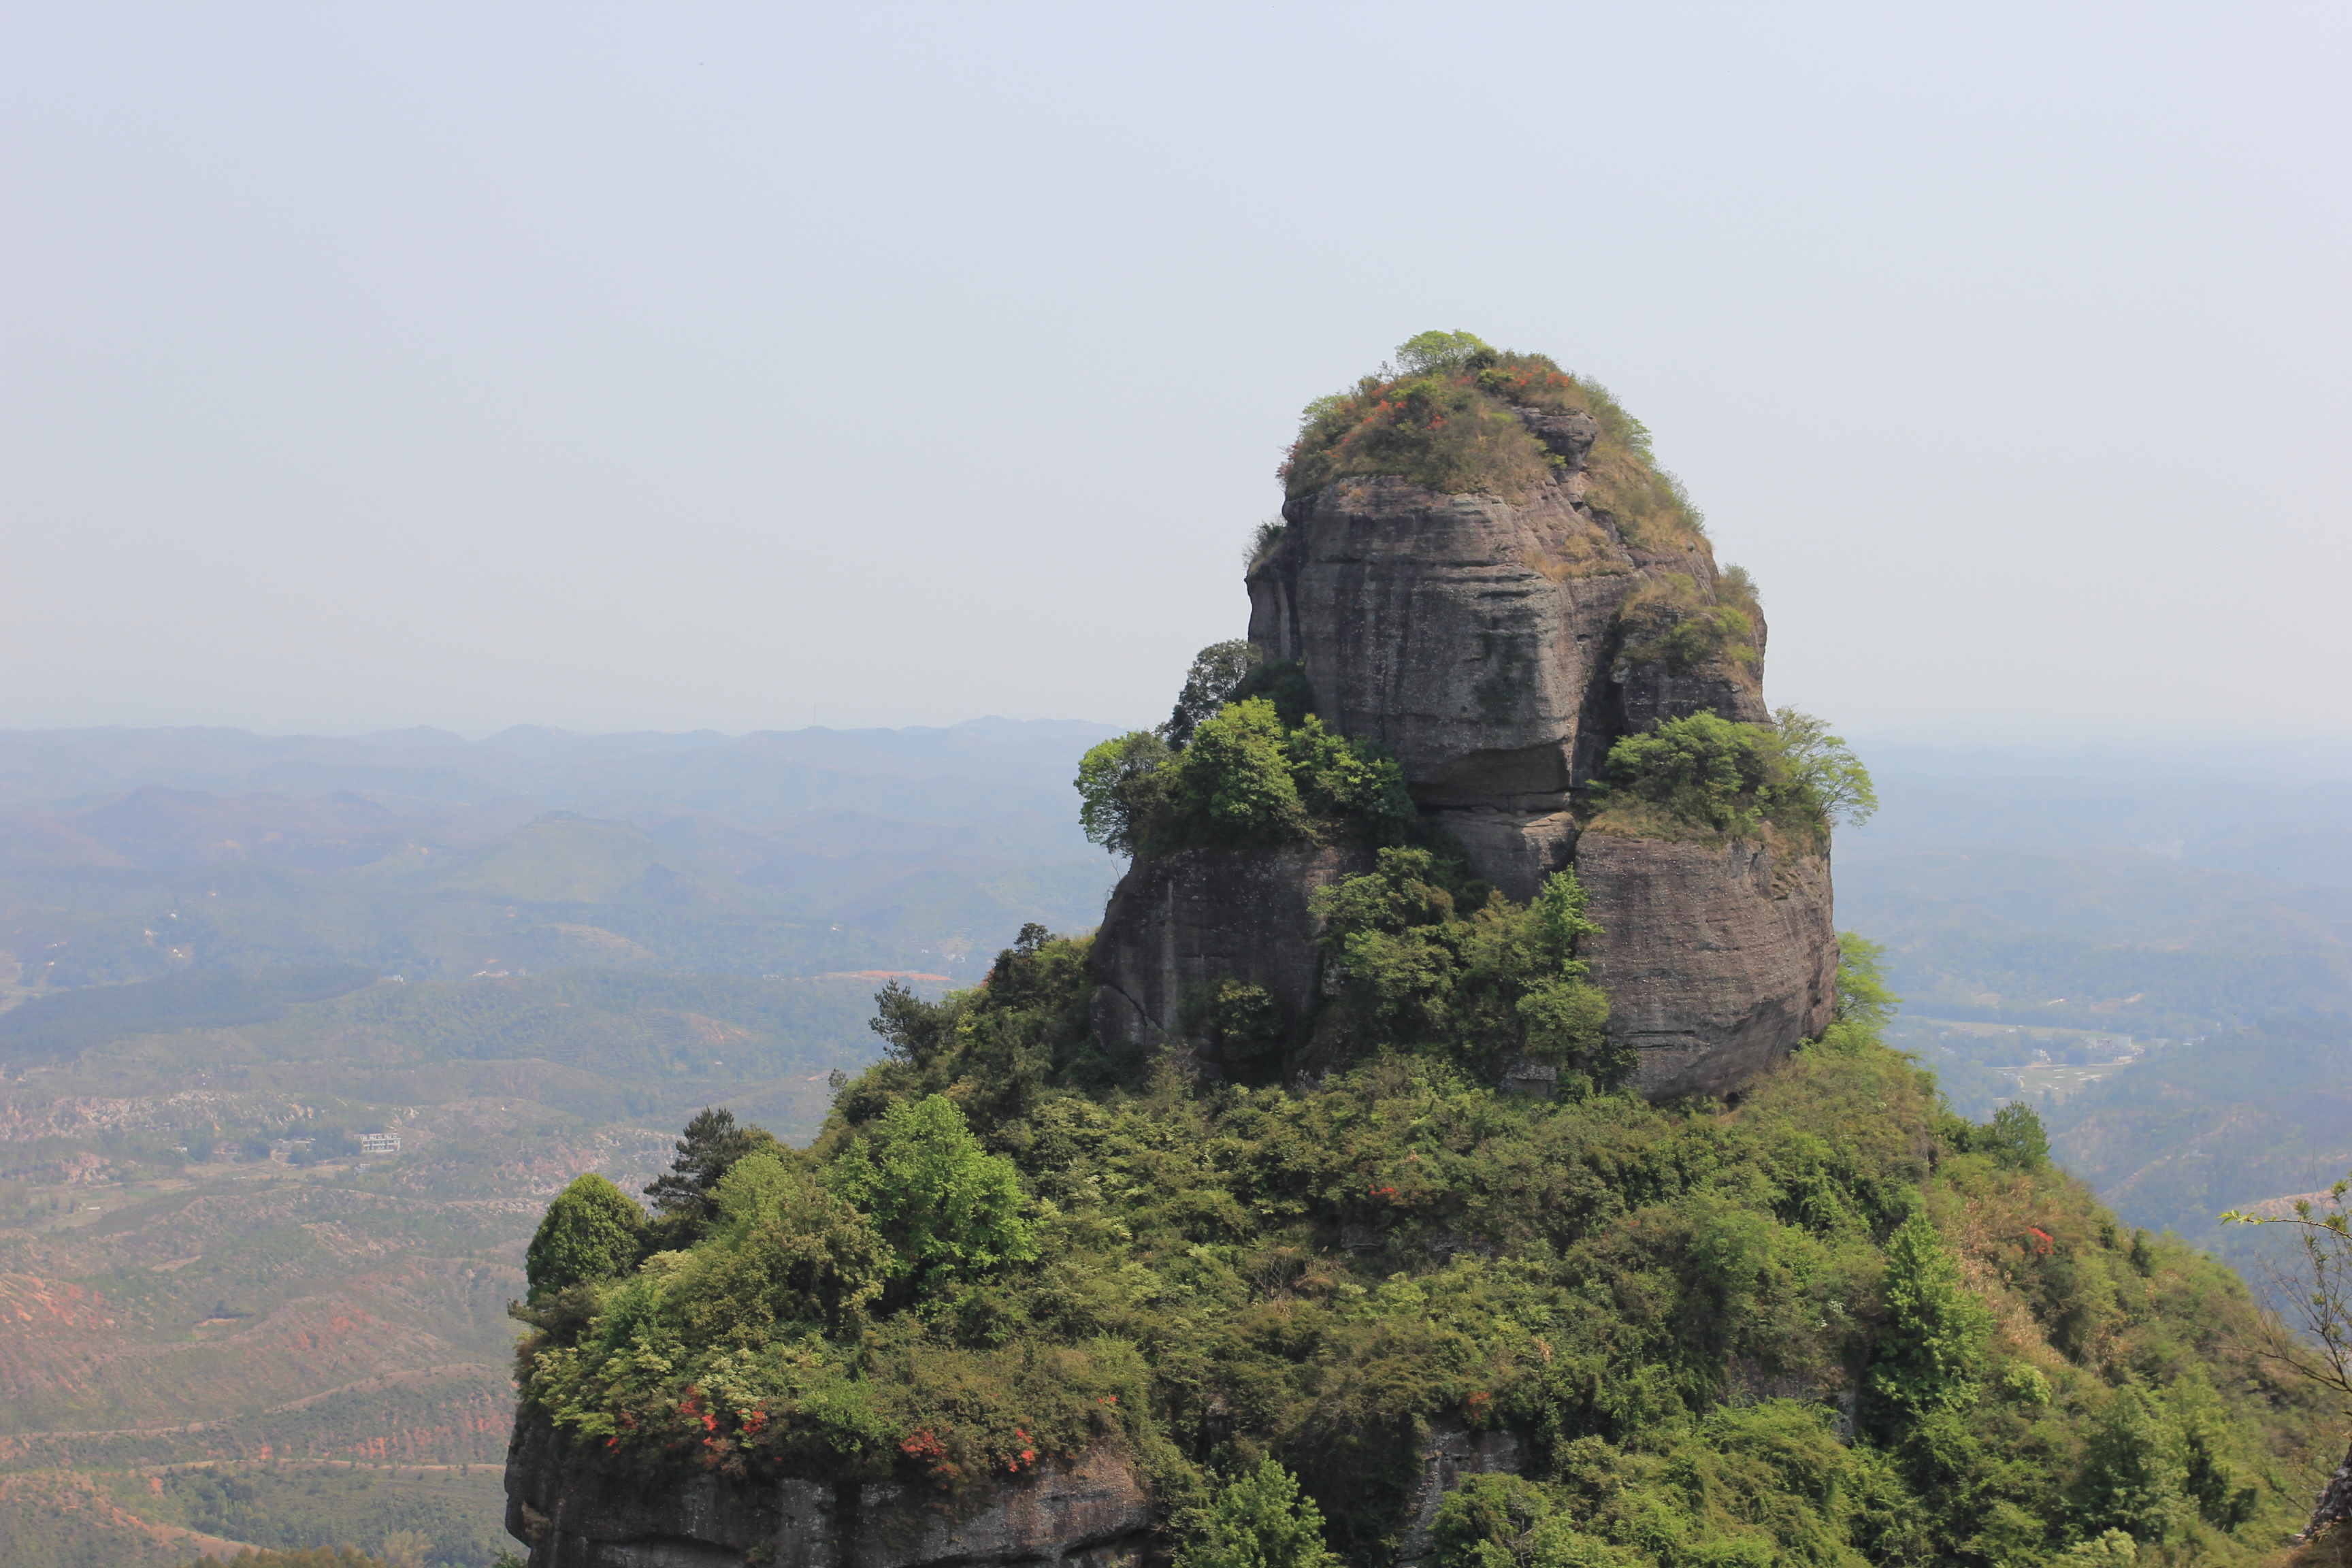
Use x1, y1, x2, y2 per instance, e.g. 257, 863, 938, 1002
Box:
1586, 709, 1876, 849
511, 919, 2332, 1567
1077, 666, 1414, 860
1278, 332, 1705, 555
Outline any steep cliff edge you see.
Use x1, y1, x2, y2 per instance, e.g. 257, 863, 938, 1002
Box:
1094, 341, 1831, 1095
506, 1420, 1154, 1568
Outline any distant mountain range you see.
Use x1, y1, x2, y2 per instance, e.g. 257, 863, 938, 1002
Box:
0, 720, 1123, 996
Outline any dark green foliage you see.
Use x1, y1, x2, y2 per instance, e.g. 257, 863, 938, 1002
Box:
1075, 730, 1175, 858
1226, 660, 1318, 730
1080, 699, 1414, 860
825, 1095, 1039, 1294
1181, 977, 1286, 1066
1867, 1212, 1992, 1425
2072, 1382, 2187, 1542
1590, 714, 1788, 842
525, 1173, 647, 1303
1979, 1102, 2052, 1171
1162, 699, 1313, 845
644, 1107, 781, 1247
1166, 641, 1265, 749
1177, 1456, 1340, 1568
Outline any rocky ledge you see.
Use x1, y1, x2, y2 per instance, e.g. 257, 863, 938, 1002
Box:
505, 1420, 1158, 1568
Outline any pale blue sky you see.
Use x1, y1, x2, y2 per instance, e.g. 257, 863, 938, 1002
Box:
4, 2, 2345, 743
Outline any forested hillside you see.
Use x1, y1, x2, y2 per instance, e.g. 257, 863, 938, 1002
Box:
512, 920, 2341, 1567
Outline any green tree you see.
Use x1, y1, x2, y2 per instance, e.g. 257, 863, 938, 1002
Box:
1160, 698, 1311, 845
1164, 640, 1264, 748
1308, 851, 1618, 1088
1980, 1102, 2051, 1170
1177, 1456, 1339, 1568
1394, 329, 1497, 377
644, 1107, 779, 1245
824, 1094, 1037, 1290
662, 1148, 892, 1336
1771, 707, 1878, 827
1075, 730, 1173, 857
1869, 1211, 1991, 1424
1595, 712, 1782, 840
524, 1173, 646, 1303
2074, 1382, 2187, 1544
1831, 932, 1898, 1030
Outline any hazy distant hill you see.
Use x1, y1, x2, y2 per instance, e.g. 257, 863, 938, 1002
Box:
0, 720, 1123, 996
0, 966, 913, 1565
1838, 740, 2352, 1041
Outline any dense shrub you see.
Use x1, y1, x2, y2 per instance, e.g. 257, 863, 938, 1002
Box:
1179, 1456, 1340, 1568
1306, 849, 1622, 1094
1588, 709, 1874, 847
526, 1173, 648, 1303
1611, 572, 1757, 676
826, 1094, 1039, 1297
643, 1106, 780, 1247
1164, 640, 1263, 749
1077, 697, 1414, 859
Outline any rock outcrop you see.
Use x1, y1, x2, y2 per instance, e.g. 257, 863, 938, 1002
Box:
1088, 840, 1375, 1060
505, 1419, 1158, 1568
1093, 398, 1835, 1094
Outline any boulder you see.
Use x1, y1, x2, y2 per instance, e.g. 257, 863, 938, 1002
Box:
1573, 828, 1837, 1098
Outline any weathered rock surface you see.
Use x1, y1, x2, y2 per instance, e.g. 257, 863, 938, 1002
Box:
1571, 829, 1836, 1098
1090, 840, 1375, 1066
1394, 1424, 1527, 1567
1095, 397, 1834, 1094
505, 1418, 1157, 1568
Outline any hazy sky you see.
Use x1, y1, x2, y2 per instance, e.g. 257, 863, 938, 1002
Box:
5, 2, 2346, 743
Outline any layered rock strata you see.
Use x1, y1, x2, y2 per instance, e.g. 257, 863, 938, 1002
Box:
505, 1420, 1157, 1568
1093, 401, 1834, 1094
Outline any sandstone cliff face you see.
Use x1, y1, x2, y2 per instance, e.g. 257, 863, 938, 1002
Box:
1096, 399, 1832, 1096
1572, 829, 1836, 1098
505, 1419, 1157, 1568
1088, 840, 1375, 1066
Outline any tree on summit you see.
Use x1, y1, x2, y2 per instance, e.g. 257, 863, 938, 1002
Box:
1392, 329, 1497, 377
